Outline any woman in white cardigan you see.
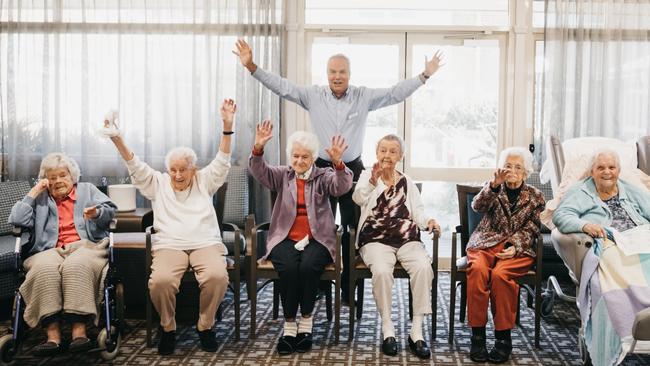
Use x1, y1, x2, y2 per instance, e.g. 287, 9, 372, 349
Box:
352, 134, 440, 360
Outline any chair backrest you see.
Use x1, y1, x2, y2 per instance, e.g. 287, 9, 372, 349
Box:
213, 183, 227, 224
221, 166, 250, 228
456, 184, 483, 256
0, 181, 31, 235
637, 136, 650, 175
547, 135, 650, 190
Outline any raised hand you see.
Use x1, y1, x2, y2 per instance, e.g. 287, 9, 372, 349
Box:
28, 179, 49, 199
254, 120, 274, 150
369, 162, 382, 185
233, 39, 256, 73
220, 99, 237, 132
427, 219, 441, 237
490, 168, 508, 189
83, 206, 99, 220
423, 50, 444, 78
324, 135, 348, 166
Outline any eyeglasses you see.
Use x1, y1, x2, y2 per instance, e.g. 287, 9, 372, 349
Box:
504, 164, 525, 172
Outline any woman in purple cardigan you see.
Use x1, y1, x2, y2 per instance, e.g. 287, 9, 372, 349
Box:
248, 120, 353, 355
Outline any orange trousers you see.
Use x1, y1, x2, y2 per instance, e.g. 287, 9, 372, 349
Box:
466, 242, 534, 330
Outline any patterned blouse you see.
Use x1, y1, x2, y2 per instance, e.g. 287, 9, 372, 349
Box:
603, 195, 637, 232
358, 176, 420, 248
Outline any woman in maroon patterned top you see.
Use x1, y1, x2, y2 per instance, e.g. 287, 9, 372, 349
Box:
352, 134, 440, 360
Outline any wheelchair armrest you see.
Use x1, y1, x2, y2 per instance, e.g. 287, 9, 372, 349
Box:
551, 229, 593, 284
11, 226, 22, 237
109, 219, 117, 232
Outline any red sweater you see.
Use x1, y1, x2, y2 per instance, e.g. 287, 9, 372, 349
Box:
288, 179, 312, 241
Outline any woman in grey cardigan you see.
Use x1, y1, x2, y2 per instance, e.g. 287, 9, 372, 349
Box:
248, 120, 352, 355
8, 153, 117, 356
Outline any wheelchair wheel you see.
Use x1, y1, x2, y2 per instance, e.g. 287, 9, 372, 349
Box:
541, 287, 556, 318
97, 326, 121, 361
0, 334, 16, 364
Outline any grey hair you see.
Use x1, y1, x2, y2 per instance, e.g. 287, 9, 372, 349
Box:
497, 147, 534, 177
38, 152, 81, 183
165, 147, 198, 171
286, 131, 320, 161
589, 149, 621, 171
376, 134, 405, 156
327, 53, 351, 71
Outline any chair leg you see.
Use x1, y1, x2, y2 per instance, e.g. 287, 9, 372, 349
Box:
216, 302, 223, 322
432, 273, 437, 341
348, 275, 356, 342
326, 281, 333, 321
146, 291, 153, 347
535, 284, 542, 349
234, 280, 241, 341
408, 281, 414, 321
448, 273, 456, 344
250, 282, 257, 340
459, 282, 467, 323
272, 280, 280, 320
335, 277, 341, 344
356, 279, 364, 320
516, 288, 521, 326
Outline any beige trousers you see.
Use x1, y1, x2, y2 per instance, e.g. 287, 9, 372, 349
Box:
149, 245, 229, 332
359, 241, 434, 322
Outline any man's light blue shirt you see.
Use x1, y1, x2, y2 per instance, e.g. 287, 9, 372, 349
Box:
252, 67, 425, 162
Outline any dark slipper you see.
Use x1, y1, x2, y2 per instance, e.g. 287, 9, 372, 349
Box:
488, 339, 512, 364
295, 333, 313, 353
470, 334, 488, 362
277, 335, 296, 355
33, 341, 62, 357
69, 336, 93, 353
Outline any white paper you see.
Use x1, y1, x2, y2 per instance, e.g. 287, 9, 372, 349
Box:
611, 224, 650, 256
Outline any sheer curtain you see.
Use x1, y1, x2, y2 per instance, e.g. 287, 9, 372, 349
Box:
1, 0, 282, 184
537, 0, 650, 159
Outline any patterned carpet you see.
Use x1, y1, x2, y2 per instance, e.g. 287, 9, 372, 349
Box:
2, 272, 650, 365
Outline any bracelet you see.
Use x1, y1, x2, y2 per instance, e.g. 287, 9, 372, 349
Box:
421, 72, 430, 80
223, 131, 234, 135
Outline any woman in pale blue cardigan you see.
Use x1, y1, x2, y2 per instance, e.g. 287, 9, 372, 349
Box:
9, 152, 116, 356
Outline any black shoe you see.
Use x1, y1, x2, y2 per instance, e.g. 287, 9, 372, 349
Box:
197, 329, 219, 352
488, 339, 512, 364
69, 336, 93, 353
277, 335, 296, 355
157, 330, 176, 355
469, 334, 488, 362
33, 341, 62, 357
295, 332, 313, 353
408, 336, 431, 359
381, 336, 398, 356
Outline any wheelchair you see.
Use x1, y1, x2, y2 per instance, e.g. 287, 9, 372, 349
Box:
0, 222, 124, 363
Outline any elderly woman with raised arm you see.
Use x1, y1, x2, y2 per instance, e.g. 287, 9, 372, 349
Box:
352, 134, 440, 360
465, 147, 545, 364
103, 99, 236, 355
8, 153, 117, 356
248, 120, 352, 355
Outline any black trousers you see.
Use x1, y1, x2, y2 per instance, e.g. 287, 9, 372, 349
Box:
315, 156, 365, 295
269, 239, 332, 319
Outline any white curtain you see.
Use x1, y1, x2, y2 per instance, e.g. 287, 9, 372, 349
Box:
1, 0, 282, 183
536, 0, 650, 159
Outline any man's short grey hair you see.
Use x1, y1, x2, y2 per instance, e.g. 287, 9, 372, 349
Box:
497, 147, 534, 177
38, 152, 81, 183
376, 134, 405, 157
327, 53, 351, 71
286, 131, 320, 161
165, 147, 198, 171
589, 149, 621, 171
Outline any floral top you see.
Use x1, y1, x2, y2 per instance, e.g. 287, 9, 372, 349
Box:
603, 195, 637, 232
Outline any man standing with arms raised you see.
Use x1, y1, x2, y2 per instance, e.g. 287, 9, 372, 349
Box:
234, 39, 443, 301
